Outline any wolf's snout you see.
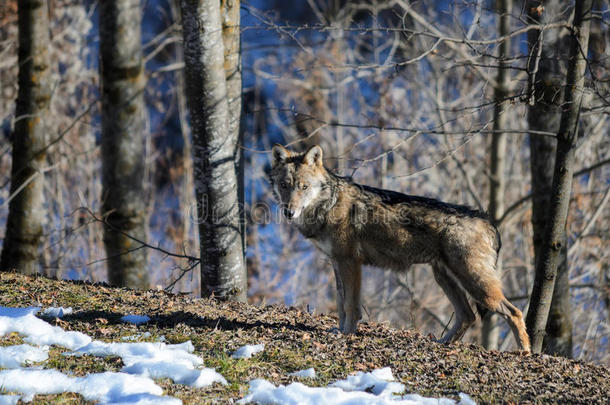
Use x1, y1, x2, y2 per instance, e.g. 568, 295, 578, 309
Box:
283, 208, 295, 218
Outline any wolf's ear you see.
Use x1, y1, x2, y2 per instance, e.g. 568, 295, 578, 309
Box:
303, 145, 323, 167
272, 144, 290, 167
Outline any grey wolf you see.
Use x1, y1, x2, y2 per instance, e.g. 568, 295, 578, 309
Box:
270, 144, 530, 352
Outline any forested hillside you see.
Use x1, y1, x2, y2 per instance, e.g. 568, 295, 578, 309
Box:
0, 273, 608, 404
0, 0, 608, 366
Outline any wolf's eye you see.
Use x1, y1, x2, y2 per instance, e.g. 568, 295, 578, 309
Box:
280, 182, 287, 189
302, 184, 309, 190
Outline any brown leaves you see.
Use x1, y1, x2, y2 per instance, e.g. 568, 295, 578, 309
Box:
98, 327, 113, 336
312, 341, 326, 350
0, 273, 608, 404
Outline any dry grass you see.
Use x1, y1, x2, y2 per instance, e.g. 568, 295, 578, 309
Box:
0, 272, 608, 404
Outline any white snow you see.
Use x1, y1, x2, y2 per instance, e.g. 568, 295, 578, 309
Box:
121, 332, 152, 341
0, 305, 225, 403
232, 343, 265, 359
121, 315, 151, 325
0, 307, 91, 350
104, 393, 183, 405
70, 340, 200, 365
0, 344, 48, 368
289, 367, 316, 378
239, 369, 477, 405
0, 369, 178, 404
42, 307, 73, 318
331, 367, 405, 396
0, 395, 20, 405
123, 360, 227, 388
0, 305, 476, 405
69, 340, 226, 388
239, 379, 410, 405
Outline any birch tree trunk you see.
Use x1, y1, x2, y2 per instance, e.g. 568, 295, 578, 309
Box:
525, 0, 593, 354
100, 0, 149, 288
525, 0, 573, 357
0, 0, 52, 275
181, 0, 247, 301
221, 0, 246, 272
483, 0, 512, 351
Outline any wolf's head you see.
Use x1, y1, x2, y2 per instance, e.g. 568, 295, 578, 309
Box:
270, 144, 327, 220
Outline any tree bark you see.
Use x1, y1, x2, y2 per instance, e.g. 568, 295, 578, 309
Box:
484, 0, 512, 351
170, 0, 199, 293
100, 0, 149, 288
220, 0, 246, 278
181, 0, 247, 301
525, 0, 593, 354
1, 0, 52, 275
525, 0, 573, 357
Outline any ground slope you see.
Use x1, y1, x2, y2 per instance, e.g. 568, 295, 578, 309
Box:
0, 272, 608, 404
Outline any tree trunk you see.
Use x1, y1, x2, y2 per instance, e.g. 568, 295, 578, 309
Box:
180, 0, 247, 301
1, 0, 52, 275
100, 0, 149, 288
525, 0, 592, 354
221, 0, 246, 278
525, 0, 573, 357
484, 0, 512, 351
170, 0, 199, 293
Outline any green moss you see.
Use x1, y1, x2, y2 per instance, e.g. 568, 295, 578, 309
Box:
44, 348, 123, 376
0, 332, 25, 346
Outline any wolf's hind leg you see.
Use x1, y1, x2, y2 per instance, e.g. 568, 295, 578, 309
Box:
432, 264, 476, 344
454, 264, 531, 352
493, 298, 531, 352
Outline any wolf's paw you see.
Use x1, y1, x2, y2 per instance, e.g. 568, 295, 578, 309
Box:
340, 326, 358, 334
431, 335, 451, 345
328, 327, 341, 335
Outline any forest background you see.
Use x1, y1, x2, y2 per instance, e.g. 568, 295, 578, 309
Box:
0, 0, 608, 364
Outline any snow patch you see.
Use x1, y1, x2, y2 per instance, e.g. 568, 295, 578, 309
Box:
0, 306, 226, 394
121, 315, 151, 325
0, 307, 91, 350
0, 395, 20, 405
0, 369, 177, 405
240, 369, 477, 405
331, 367, 404, 396
69, 340, 201, 366
42, 307, 73, 318
289, 368, 316, 378
121, 332, 152, 341
123, 360, 227, 388
103, 393, 182, 405
232, 343, 265, 359
69, 340, 226, 388
0, 344, 49, 368
239, 379, 408, 405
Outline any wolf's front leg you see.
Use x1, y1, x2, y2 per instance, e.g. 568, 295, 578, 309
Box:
332, 265, 346, 331
336, 259, 362, 334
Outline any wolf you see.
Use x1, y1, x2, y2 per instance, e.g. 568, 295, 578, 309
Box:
270, 144, 531, 352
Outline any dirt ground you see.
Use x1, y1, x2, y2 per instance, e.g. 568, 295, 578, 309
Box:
0, 272, 608, 404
